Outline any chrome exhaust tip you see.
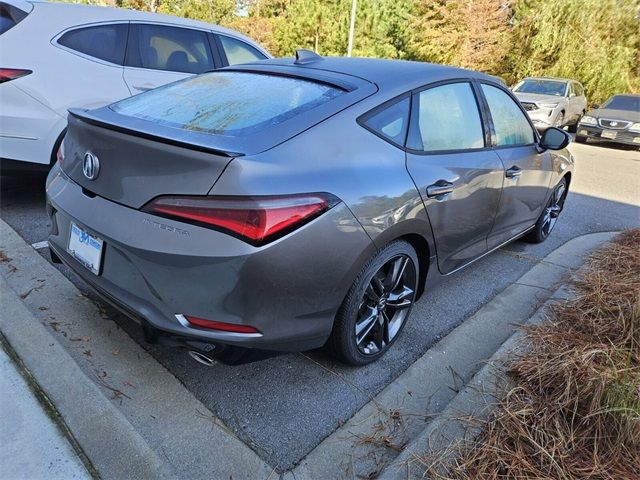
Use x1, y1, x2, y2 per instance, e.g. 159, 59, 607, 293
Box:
188, 350, 217, 367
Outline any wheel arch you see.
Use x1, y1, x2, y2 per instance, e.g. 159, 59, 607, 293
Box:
396, 233, 431, 299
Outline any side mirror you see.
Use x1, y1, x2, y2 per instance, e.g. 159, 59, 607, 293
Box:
569, 92, 576, 98
540, 127, 570, 150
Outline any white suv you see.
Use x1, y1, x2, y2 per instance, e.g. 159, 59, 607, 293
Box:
0, 0, 270, 171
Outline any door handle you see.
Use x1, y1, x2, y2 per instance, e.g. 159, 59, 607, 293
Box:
132, 83, 156, 92
505, 166, 522, 178
426, 180, 454, 198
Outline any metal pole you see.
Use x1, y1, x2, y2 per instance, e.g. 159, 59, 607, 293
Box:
347, 0, 357, 57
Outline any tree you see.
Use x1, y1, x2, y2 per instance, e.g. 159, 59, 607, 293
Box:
157, 0, 236, 24
507, 0, 640, 103
409, 0, 513, 74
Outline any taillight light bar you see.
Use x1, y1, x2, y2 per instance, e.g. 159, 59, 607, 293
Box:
0, 68, 32, 84
181, 315, 261, 334
143, 193, 340, 246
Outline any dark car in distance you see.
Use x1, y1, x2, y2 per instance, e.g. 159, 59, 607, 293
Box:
576, 94, 640, 148
46, 51, 573, 367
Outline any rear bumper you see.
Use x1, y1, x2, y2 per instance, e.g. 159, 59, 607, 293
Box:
45, 165, 375, 353
577, 125, 640, 146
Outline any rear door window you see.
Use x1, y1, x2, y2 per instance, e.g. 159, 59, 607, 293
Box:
408, 82, 485, 152
217, 35, 267, 66
57, 24, 128, 65
126, 24, 215, 74
0, 2, 28, 35
111, 71, 345, 136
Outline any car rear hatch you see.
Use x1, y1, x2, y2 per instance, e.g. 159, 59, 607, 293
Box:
62, 68, 376, 209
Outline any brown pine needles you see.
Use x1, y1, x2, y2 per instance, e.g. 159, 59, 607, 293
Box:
434, 229, 640, 479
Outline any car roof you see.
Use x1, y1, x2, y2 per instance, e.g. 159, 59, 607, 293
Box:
521, 76, 577, 84
608, 93, 640, 99
239, 56, 496, 92
19, 0, 268, 55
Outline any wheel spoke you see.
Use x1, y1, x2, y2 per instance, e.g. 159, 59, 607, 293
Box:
386, 257, 408, 291
355, 307, 378, 344
371, 275, 385, 298
373, 312, 386, 350
381, 310, 391, 344
387, 285, 414, 309
365, 282, 380, 302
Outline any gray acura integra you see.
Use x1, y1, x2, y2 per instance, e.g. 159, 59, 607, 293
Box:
46, 51, 573, 366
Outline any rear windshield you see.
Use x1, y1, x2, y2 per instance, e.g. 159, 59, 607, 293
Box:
603, 95, 640, 112
0, 2, 28, 35
111, 71, 345, 136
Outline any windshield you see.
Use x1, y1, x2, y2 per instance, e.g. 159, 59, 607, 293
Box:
111, 71, 345, 136
513, 79, 567, 96
602, 95, 640, 112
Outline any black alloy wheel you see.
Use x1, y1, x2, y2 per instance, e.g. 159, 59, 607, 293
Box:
327, 240, 418, 365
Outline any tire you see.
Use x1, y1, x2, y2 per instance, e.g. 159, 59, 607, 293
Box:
326, 240, 419, 365
525, 177, 568, 244
554, 111, 565, 128
568, 111, 585, 134
575, 135, 587, 143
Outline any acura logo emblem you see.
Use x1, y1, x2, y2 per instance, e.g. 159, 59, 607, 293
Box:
610, 121, 618, 127
83, 152, 100, 180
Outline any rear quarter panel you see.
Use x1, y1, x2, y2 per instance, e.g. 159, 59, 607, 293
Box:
210, 95, 437, 295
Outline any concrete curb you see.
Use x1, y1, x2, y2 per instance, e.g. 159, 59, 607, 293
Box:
0, 276, 174, 479
0, 219, 273, 479
377, 284, 572, 480
292, 231, 618, 479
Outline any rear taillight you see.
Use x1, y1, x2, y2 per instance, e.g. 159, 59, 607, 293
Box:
0, 68, 32, 84
143, 193, 340, 246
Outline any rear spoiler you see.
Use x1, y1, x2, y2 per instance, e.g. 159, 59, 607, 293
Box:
68, 108, 243, 158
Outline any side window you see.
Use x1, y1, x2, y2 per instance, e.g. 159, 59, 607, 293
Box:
481, 84, 535, 147
218, 35, 266, 66
126, 24, 214, 74
362, 97, 410, 146
408, 82, 484, 152
575, 83, 584, 96
569, 83, 576, 96
58, 24, 128, 65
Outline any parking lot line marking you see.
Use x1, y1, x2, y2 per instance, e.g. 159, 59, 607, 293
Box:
31, 241, 49, 250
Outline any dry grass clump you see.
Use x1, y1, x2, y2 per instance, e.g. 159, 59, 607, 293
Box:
445, 229, 640, 479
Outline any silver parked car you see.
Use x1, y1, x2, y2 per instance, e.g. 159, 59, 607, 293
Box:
512, 77, 587, 132
46, 53, 574, 366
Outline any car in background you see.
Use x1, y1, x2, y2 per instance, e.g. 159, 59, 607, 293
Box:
47, 53, 573, 366
512, 77, 587, 132
576, 94, 640, 148
0, 0, 269, 172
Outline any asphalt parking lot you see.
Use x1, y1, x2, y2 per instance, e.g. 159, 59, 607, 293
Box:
1, 140, 639, 469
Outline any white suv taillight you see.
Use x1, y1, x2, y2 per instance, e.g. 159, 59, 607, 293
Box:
0, 68, 32, 84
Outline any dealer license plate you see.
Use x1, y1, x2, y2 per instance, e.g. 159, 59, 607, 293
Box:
68, 222, 104, 275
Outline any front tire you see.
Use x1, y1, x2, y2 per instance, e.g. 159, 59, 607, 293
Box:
525, 177, 567, 244
326, 240, 419, 365
575, 135, 587, 143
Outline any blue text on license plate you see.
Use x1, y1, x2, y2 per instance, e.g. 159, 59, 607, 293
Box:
68, 223, 104, 275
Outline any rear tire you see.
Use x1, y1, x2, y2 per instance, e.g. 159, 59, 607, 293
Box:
525, 177, 567, 244
575, 135, 587, 143
326, 240, 419, 365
